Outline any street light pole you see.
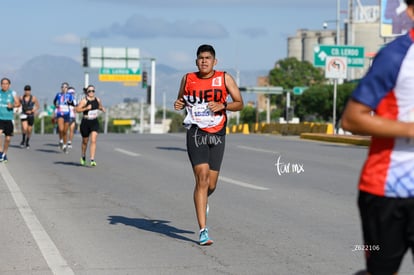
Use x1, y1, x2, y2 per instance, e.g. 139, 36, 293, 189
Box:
150, 58, 156, 133
333, 0, 340, 134
336, 0, 340, 45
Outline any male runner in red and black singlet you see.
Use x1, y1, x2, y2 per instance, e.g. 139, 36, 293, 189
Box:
174, 44, 243, 245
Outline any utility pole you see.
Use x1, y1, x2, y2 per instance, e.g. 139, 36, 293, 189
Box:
333, 0, 340, 134
336, 0, 340, 45
81, 39, 89, 88
149, 58, 156, 133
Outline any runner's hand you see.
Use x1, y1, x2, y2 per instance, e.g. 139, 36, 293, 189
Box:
208, 101, 225, 112
174, 98, 185, 110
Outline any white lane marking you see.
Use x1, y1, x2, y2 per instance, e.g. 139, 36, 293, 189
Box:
114, 148, 141, 157
220, 176, 269, 191
0, 165, 75, 275
237, 145, 279, 155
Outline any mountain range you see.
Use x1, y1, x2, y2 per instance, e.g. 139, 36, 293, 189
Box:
1, 55, 267, 110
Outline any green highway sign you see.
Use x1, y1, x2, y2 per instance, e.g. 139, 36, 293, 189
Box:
46, 105, 55, 116
99, 68, 142, 82
313, 45, 365, 68
292, 86, 308, 95
99, 68, 141, 75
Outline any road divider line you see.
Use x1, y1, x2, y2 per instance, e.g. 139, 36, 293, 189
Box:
0, 165, 75, 275
237, 145, 279, 155
220, 176, 269, 191
114, 148, 141, 157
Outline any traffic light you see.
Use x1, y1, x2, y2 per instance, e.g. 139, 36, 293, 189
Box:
82, 47, 88, 67
142, 71, 148, 88
286, 107, 294, 121
146, 85, 151, 104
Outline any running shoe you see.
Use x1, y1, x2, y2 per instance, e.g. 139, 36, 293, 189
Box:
80, 157, 86, 166
1, 154, 8, 163
59, 141, 63, 150
20, 141, 25, 148
62, 145, 68, 154
90, 160, 97, 166
67, 142, 72, 149
0, 153, 3, 162
199, 228, 213, 246
26, 143, 30, 149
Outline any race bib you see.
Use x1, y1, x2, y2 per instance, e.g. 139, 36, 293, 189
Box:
192, 103, 214, 124
59, 105, 69, 113
87, 110, 98, 120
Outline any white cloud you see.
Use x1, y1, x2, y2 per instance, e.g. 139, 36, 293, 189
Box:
167, 51, 193, 66
87, 0, 276, 7
90, 14, 229, 39
85, 0, 378, 9
240, 27, 268, 38
53, 33, 80, 45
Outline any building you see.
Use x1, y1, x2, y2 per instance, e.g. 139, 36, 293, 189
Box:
287, 4, 386, 80
256, 2, 401, 116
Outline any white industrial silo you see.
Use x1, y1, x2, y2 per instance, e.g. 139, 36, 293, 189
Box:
320, 32, 336, 45
303, 31, 320, 64
287, 36, 303, 61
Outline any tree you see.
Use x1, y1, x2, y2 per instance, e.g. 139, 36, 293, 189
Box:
155, 109, 186, 133
267, 57, 326, 116
294, 85, 332, 121
295, 82, 355, 121
268, 57, 325, 89
34, 116, 56, 134
240, 106, 256, 124
169, 113, 186, 133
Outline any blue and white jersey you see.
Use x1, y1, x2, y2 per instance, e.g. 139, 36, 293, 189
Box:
351, 29, 414, 198
53, 92, 75, 117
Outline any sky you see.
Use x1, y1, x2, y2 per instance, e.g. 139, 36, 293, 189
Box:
3, 0, 379, 73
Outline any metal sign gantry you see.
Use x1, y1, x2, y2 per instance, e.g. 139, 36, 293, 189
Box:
239, 86, 285, 123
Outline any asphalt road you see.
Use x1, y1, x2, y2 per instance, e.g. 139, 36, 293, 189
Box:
0, 133, 412, 274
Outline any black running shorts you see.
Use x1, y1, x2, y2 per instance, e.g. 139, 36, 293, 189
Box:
0, 120, 14, 136
80, 118, 100, 138
21, 115, 34, 126
358, 190, 414, 273
186, 125, 225, 171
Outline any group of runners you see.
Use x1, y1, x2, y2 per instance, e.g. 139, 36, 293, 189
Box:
0, 80, 105, 166
51, 82, 105, 166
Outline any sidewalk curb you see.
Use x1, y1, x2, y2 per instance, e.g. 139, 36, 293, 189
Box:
300, 133, 370, 146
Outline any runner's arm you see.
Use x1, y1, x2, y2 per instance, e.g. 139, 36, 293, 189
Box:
97, 98, 105, 112
13, 94, 21, 108
75, 98, 88, 113
224, 73, 243, 112
174, 76, 186, 111
32, 96, 40, 115
342, 98, 414, 138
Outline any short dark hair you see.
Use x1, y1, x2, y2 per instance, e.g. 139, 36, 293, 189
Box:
1, 77, 10, 84
24, 85, 31, 91
196, 44, 216, 57
406, 0, 414, 5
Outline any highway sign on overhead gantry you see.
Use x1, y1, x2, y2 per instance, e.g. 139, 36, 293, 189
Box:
98, 68, 142, 82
